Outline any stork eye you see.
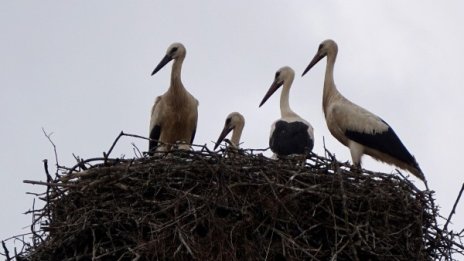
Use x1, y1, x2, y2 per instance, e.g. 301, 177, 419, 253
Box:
318, 44, 323, 50
275, 72, 280, 79
170, 47, 178, 54
225, 118, 231, 125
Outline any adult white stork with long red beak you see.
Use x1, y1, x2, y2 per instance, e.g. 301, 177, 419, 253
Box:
302, 39, 425, 181
149, 43, 199, 154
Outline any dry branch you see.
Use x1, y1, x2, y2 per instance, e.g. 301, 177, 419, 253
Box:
444, 183, 464, 233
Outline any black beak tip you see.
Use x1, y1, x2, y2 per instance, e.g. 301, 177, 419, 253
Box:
151, 67, 160, 76
302, 65, 313, 77
214, 138, 224, 150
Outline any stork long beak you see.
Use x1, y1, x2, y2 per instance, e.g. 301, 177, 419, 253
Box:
302, 52, 325, 76
151, 54, 173, 76
259, 80, 283, 107
214, 125, 233, 150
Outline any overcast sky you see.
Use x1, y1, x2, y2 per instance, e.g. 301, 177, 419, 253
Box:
1, 0, 463, 257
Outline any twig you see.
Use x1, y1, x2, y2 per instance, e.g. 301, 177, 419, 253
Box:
444, 183, 464, 232
42, 159, 54, 221
42, 159, 52, 182
23, 180, 79, 188
42, 128, 59, 177
104, 131, 125, 162
264, 221, 275, 261
105, 131, 167, 159
322, 136, 337, 163
270, 227, 320, 260
67, 157, 123, 174
30, 198, 44, 245
177, 227, 194, 257
132, 143, 143, 158
2, 241, 11, 261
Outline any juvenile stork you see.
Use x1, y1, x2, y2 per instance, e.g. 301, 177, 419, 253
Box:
302, 39, 425, 181
149, 43, 199, 154
214, 112, 245, 150
259, 66, 314, 157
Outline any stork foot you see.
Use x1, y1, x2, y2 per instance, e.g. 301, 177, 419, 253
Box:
349, 164, 362, 174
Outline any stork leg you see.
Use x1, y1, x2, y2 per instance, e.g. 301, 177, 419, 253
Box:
349, 141, 364, 172
176, 142, 192, 151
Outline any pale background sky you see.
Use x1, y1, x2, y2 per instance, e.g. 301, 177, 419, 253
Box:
1, 0, 463, 258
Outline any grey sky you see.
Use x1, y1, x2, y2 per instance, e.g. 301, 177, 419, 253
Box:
1, 1, 463, 256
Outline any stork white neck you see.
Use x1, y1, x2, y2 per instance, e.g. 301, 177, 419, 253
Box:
169, 56, 185, 93
322, 48, 342, 116
280, 76, 298, 119
230, 123, 244, 148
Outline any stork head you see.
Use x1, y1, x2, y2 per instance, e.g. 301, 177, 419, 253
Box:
151, 42, 186, 76
214, 112, 245, 150
302, 39, 338, 76
259, 66, 295, 107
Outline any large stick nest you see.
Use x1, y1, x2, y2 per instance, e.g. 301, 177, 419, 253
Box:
8, 140, 464, 260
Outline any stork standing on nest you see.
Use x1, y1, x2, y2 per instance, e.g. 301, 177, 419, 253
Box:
302, 39, 425, 181
214, 112, 245, 151
259, 66, 314, 158
149, 43, 199, 154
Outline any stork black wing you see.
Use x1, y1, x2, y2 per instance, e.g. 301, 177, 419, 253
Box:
345, 120, 416, 165
148, 125, 161, 155
190, 127, 196, 144
270, 121, 314, 156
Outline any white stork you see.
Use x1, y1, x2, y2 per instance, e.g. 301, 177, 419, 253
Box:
259, 66, 314, 157
301, 39, 425, 181
214, 112, 245, 150
149, 43, 199, 154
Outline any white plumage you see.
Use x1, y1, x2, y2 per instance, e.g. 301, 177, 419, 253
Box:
259, 66, 314, 158
302, 39, 424, 181
149, 43, 199, 154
